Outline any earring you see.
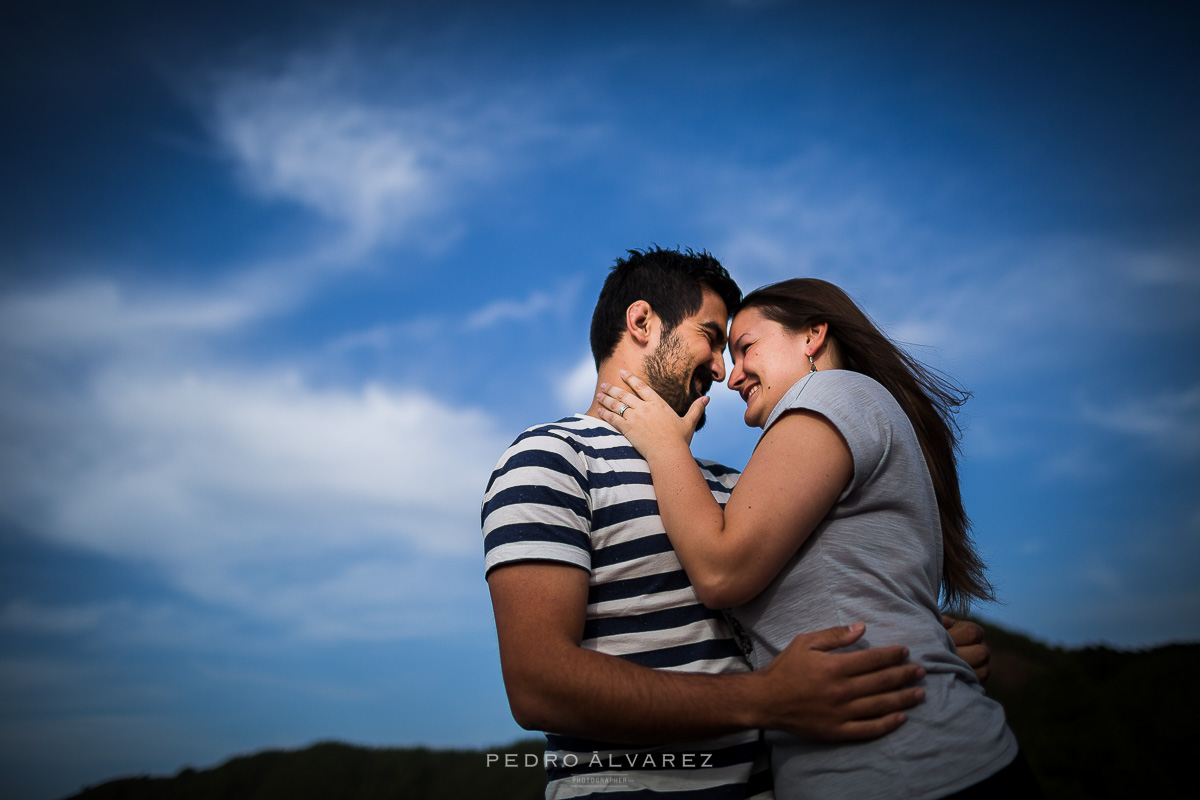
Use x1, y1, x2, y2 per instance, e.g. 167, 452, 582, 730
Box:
808, 354, 817, 373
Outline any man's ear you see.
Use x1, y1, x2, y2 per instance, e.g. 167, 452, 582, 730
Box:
625, 300, 656, 346
804, 322, 829, 357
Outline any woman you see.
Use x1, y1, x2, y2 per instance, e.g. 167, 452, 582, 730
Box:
597, 278, 1036, 799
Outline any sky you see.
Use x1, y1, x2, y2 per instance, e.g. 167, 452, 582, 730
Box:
1, 0, 1197, 797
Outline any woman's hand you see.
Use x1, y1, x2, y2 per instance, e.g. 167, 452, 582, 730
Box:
595, 370, 709, 454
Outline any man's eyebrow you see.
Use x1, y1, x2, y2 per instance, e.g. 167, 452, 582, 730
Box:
701, 320, 727, 347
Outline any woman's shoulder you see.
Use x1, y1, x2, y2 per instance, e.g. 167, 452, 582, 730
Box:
767, 370, 898, 430
812, 368, 884, 392
791, 369, 892, 406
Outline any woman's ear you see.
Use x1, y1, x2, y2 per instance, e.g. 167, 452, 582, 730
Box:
625, 300, 656, 346
805, 322, 829, 357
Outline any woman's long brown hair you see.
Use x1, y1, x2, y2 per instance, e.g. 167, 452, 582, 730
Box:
739, 278, 994, 612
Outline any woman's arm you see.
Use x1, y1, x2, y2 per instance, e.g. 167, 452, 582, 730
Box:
597, 372, 852, 608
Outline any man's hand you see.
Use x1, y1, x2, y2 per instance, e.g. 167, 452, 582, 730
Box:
752, 623, 925, 741
943, 615, 990, 685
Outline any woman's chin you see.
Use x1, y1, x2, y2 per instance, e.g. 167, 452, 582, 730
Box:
741, 397, 772, 429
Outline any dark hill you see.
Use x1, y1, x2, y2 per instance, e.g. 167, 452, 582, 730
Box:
977, 620, 1198, 799
64, 739, 548, 800
64, 621, 1200, 800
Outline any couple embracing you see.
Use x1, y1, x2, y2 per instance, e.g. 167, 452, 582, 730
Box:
482, 247, 1039, 799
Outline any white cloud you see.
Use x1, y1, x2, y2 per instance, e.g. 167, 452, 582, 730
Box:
467, 291, 555, 330
510, 143, 1200, 520
0, 600, 128, 636
556, 353, 598, 411
0, 600, 222, 652
0, 275, 510, 641
214, 86, 449, 249
0, 29, 598, 638
189, 555, 490, 642
1084, 384, 1200, 458
0, 280, 259, 356
659, 154, 1200, 490
670, 159, 1199, 381
205, 45, 566, 255
466, 279, 586, 331
1122, 248, 1200, 287
683, 153, 906, 288
0, 365, 505, 633
1032, 446, 1113, 483
322, 315, 436, 356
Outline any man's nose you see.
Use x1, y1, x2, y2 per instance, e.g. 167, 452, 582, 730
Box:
710, 352, 727, 383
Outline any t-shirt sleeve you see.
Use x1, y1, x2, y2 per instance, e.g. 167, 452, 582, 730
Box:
481, 430, 593, 577
764, 371, 891, 499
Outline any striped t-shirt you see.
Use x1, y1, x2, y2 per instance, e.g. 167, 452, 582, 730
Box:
482, 415, 773, 799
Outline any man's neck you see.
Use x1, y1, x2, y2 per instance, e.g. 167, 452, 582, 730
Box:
583, 359, 643, 420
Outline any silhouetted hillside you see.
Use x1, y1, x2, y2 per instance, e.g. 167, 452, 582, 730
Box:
64, 739, 548, 800
977, 620, 1198, 799
64, 622, 1199, 799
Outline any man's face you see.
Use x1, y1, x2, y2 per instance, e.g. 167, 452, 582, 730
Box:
642, 288, 729, 430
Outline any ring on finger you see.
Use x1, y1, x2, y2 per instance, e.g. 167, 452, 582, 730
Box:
617, 403, 629, 417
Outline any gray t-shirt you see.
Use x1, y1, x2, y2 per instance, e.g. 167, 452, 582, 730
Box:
738, 369, 1016, 799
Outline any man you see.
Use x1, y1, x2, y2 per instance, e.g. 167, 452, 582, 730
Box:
483, 247, 989, 798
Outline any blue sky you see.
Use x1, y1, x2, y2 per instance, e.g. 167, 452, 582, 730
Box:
1, 1, 1198, 797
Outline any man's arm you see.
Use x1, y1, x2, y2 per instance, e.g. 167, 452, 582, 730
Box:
943, 615, 991, 685
489, 561, 927, 743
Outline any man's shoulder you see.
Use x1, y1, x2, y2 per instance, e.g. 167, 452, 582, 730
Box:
501, 415, 634, 460
515, 415, 613, 444
487, 415, 630, 485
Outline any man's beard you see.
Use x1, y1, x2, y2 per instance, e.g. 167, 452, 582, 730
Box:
642, 330, 712, 431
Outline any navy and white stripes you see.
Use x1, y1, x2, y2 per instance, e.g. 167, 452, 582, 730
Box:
483, 415, 772, 799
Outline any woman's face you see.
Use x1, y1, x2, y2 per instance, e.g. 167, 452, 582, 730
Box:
727, 307, 811, 428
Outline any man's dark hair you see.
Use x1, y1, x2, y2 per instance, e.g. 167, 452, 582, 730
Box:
589, 246, 742, 367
